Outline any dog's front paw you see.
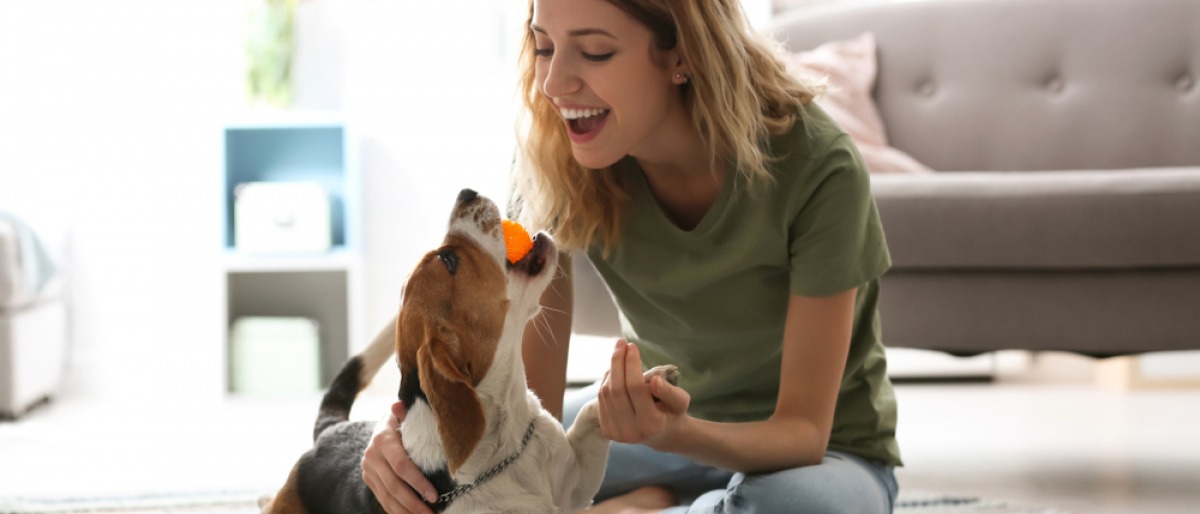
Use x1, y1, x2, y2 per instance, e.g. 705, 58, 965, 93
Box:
644, 365, 680, 387
575, 398, 603, 428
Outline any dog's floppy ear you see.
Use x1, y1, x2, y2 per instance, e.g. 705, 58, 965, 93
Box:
416, 322, 485, 476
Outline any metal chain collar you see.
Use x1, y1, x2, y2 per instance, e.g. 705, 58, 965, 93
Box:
434, 418, 539, 507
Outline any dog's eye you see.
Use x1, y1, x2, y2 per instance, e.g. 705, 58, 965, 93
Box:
437, 250, 459, 275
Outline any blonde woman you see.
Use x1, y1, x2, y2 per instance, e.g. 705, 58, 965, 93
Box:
363, 0, 901, 512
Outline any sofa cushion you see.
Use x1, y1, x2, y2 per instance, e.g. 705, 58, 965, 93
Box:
872, 168, 1200, 269
783, 33, 932, 174
773, 0, 1200, 173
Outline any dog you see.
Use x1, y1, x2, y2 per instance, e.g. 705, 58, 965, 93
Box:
263, 189, 679, 513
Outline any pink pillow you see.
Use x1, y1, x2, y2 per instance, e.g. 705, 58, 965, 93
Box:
783, 33, 933, 174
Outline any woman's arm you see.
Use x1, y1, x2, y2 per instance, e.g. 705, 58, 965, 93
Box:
601, 288, 856, 473
523, 251, 575, 419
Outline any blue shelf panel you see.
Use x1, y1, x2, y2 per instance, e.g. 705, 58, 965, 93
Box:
222, 125, 348, 250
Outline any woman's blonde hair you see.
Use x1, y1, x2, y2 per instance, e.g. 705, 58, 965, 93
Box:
512, 0, 818, 253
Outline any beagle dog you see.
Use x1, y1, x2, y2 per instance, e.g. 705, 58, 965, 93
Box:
263, 189, 679, 514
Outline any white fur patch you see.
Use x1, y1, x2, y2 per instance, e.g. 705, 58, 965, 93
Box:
402, 401, 447, 472
448, 199, 506, 268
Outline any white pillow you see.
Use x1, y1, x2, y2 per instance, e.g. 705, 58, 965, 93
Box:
784, 33, 933, 174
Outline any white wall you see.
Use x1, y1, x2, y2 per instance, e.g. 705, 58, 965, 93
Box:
342, 0, 524, 342
1, 1, 247, 402
0, 1, 527, 403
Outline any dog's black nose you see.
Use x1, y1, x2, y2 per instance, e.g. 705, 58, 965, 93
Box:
457, 188, 479, 205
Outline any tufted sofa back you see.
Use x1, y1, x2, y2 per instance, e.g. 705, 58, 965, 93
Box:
771, 0, 1200, 172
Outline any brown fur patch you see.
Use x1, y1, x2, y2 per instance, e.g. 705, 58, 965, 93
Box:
262, 462, 309, 514
417, 330, 486, 474
396, 233, 510, 474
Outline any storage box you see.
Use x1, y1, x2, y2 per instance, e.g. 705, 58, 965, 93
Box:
234, 181, 332, 253
230, 316, 321, 395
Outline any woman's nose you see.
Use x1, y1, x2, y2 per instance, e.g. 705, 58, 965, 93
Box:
540, 54, 581, 98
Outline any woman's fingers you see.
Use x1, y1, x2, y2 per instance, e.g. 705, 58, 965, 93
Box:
608, 340, 640, 439
621, 342, 658, 418
620, 342, 664, 441
382, 403, 437, 503
362, 440, 419, 513
361, 403, 436, 514
381, 438, 437, 504
597, 339, 671, 443
607, 339, 628, 402
363, 468, 411, 514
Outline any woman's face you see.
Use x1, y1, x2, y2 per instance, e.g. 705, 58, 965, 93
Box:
531, 0, 686, 169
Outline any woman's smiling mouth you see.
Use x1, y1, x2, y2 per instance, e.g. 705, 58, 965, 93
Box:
562, 108, 610, 143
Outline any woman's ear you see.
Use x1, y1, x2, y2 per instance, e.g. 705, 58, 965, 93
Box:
669, 52, 690, 85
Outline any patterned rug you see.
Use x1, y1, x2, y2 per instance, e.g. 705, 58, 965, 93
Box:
0, 489, 1070, 514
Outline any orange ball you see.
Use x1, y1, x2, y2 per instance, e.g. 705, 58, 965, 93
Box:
501, 219, 533, 264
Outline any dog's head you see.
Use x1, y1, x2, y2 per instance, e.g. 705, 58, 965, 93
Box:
396, 188, 557, 475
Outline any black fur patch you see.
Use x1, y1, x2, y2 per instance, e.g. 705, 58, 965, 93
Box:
296, 421, 385, 514
424, 466, 457, 513
314, 357, 364, 441
398, 367, 426, 410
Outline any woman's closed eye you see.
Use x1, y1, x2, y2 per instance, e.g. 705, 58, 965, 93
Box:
583, 51, 615, 62
532, 47, 616, 63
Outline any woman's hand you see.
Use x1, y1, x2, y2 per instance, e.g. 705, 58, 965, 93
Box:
598, 339, 690, 450
361, 402, 439, 514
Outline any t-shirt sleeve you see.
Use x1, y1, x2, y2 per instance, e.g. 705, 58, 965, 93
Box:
788, 135, 891, 297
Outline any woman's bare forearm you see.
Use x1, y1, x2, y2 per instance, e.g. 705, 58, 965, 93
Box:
522, 252, 574, 419
655, 415, 828, 473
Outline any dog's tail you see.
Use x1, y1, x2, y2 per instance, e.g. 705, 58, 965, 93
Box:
312, 316, 397, 441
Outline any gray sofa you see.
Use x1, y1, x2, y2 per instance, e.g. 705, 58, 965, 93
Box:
571, 0, 1200, 358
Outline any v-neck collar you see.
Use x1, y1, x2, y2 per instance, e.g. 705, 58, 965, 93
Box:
625, 158, 736, 237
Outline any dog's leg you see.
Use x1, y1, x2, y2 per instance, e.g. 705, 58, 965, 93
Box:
562, 365, 680, 511
562, 398, 609, 511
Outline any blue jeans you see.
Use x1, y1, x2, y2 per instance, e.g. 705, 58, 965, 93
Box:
563, 382, 898, 513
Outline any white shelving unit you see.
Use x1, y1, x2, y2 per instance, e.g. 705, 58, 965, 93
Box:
220, 113, 362, 394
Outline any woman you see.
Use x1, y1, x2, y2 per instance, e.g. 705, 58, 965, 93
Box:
363, 0, 901, 512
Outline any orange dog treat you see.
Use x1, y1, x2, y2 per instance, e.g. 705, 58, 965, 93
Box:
501, 219, 533, 264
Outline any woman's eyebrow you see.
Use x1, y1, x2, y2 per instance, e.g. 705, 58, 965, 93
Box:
529, 24, 617, 39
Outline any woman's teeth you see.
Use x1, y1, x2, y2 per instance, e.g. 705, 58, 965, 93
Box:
562, 108, 607, 120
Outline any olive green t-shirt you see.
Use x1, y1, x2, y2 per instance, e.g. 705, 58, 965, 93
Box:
586, 104, 901, 466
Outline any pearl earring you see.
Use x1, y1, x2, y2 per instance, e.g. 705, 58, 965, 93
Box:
675, 73, 690, 84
